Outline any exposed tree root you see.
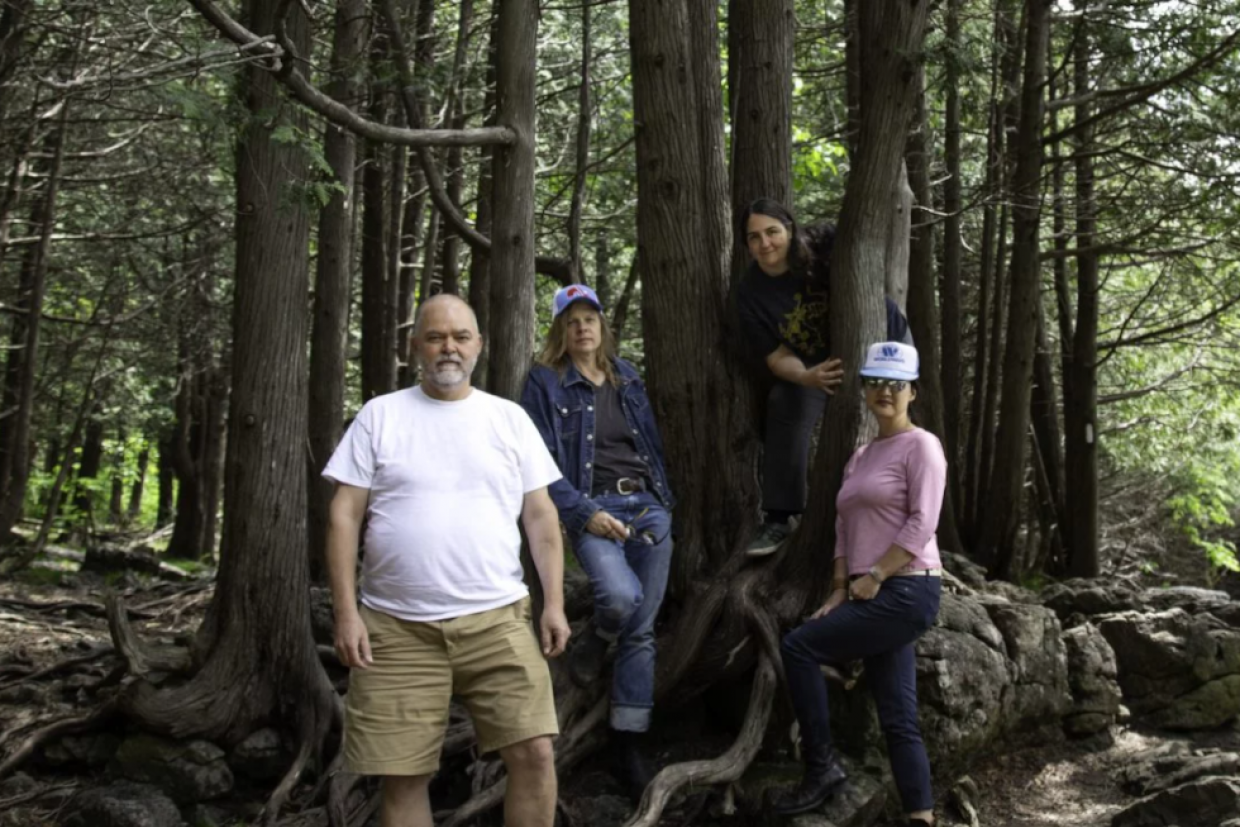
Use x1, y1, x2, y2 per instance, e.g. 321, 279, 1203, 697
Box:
0, 596, 154, 620
263, 727, 318, 825
623, 653, 776, 827
0, 697, 120, 781
105, 592, 193, 678
0, 646, 116, 691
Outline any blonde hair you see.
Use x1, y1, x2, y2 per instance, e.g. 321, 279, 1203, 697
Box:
537, 304, 619, 386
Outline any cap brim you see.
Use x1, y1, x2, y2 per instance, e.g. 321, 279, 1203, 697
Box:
860, 368, 918, 381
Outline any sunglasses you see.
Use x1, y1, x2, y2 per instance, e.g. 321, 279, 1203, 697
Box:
862, 378, 909, 393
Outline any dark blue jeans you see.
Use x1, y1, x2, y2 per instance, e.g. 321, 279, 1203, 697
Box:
573, 491, 672, 732
781, 576, 941, 812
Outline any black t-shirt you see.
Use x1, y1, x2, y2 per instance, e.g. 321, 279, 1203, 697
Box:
736, 263, 913, 367
737, 264, 831, 364
590, 380, 650, 494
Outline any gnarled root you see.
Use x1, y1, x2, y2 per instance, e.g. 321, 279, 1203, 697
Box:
105, 592, 193, 677
0, 697, 120, 781
623, 652, 776, 827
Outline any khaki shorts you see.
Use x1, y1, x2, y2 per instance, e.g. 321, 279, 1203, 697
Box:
343, 597, 559, 776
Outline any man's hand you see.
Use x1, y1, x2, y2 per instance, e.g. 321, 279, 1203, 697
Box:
810, 588, 848, 619
849, 574, 881, 601
585, 510, 628, 541
803, 358, 844, 394
334, 610, 372, 669
540, 605, 571, 658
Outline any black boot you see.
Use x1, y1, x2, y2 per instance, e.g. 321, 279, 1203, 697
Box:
612, 729, 656, 802
770, 749, 848, 815
568, 627, 609, 687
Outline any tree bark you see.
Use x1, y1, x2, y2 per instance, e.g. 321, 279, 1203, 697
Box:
0, 108, 68, 544
783, 0, 930, 596
978, 0, 1051, 578
360, 49, 396, 402
73, 408, 105, 527
486, 0, 538, 402
905, 68, 964, 555
629, 0, 762, 583
1064, 1, 1100, 577
127, 443, 149, 521
940, 0, 964, 494
156, 436, 174, 528
122, 3, 334, 792
307, 0, 366, 579
727, 0, 793, 279
108, 428, 126, 525
567, 0, 592, 282
470, 4, 499, 390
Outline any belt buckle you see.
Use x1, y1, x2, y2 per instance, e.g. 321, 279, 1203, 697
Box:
617, 478, 637, 495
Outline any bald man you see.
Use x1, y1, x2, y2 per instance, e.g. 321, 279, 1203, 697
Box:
324, 295, 571, 827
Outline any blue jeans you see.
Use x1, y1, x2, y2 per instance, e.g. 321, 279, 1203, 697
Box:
781, 576, 941, 812
573, 491, 673, 732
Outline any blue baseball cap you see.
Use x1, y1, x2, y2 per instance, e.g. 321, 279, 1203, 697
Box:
552, 284, 603, 318
860, 341, 919, 381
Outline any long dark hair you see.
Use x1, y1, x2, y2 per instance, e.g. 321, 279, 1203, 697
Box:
736, 199, 836, 290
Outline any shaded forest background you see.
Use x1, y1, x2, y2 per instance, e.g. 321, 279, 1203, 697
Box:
2, 0, 1240, 820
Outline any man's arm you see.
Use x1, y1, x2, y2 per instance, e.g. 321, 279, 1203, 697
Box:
326, 483, 372, 669
522, 486, 571, 658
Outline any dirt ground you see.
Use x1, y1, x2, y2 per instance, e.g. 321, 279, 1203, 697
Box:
1, 565, 1234, 826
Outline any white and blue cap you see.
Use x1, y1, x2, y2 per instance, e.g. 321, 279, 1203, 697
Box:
860, 341, 919, 381
552, 283, 603, 318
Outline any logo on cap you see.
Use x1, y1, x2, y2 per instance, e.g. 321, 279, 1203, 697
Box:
566, 286, 585, 299
882, 345, 899, 358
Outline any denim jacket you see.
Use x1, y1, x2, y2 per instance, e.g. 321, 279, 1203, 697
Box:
520, 358, 676, 537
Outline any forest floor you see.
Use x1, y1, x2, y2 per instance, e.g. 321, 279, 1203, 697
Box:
0, 548, 1235, 827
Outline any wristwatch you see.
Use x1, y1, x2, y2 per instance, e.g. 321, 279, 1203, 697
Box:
867, 565, 886, 584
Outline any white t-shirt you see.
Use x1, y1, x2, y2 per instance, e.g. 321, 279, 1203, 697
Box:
322, 386, 562, 622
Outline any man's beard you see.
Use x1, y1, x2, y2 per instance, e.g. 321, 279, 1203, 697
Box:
424, 355, 477, 389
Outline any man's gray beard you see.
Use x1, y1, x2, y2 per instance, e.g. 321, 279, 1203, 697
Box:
424, 358, 476, 389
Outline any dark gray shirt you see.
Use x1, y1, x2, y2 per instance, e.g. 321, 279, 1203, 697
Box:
591, 379, 650, 495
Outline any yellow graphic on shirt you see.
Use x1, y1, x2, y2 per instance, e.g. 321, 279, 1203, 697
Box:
779, 290, 828, 357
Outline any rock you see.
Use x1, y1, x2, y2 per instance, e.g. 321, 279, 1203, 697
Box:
1062, 623, 1121, 736
983, 603, 1072, 729
110, 734, 233, 804
915, 595, 1010, 765
63, 781, 185, 827
1118, 748, 1240, 796
815, 764, 888, 827
1042, 581, 1143, 620
948, 776, 981, 827
739, 756, 886, 827
1142, 586, 1232, 613
1111, 776, 1240, 827
940, 552, 987, 589
1098, 608, 1240, 729
41, 732, 122, 767
228, 728, 289, 781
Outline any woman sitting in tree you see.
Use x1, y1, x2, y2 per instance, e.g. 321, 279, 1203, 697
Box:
735, 198, 912, 556
771, 341, 945, 827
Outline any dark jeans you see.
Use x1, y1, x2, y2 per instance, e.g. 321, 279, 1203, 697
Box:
762, 380, 828, 513
573, 491, 672, 732
781, 576, 941, 813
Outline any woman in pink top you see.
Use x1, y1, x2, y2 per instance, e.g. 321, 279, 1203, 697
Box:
770, 341, 945, 827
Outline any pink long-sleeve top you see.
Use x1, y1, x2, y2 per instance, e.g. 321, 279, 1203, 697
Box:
833, 427, 947, 575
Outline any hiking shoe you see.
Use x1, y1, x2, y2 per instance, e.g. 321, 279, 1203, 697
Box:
568, 628, 609, 687
612, 730, 656, 802
769, 750, 848, 815
745, 521, 792, 557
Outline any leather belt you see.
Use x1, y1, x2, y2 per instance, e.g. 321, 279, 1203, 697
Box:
596, 477, 645, 496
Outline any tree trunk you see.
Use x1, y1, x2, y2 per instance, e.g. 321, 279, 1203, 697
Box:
885, 162, 913, 312
74, 409, 105, 527
1064, 2, 1100, 577
108, 428, 126, 525
156, 436, 174, 528
0, 111, 68, 544
1029, 300, 1066, 572
978, 0, 1051, 578
122, 2, 334, 787
905, 68, 964, 555
307, 0, 366, 580
127, 443, 149, 521
784, 0, 931, 596
629, 0, 762, 583
468, 6, 499, 390
727, 0, 793, 279
940, 0, 964, 495
360, 64, 395, 402
567, 0, 592, 282
486, 0, 538, 402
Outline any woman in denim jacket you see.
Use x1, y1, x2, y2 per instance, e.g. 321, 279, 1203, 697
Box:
520, 284, 675, 799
